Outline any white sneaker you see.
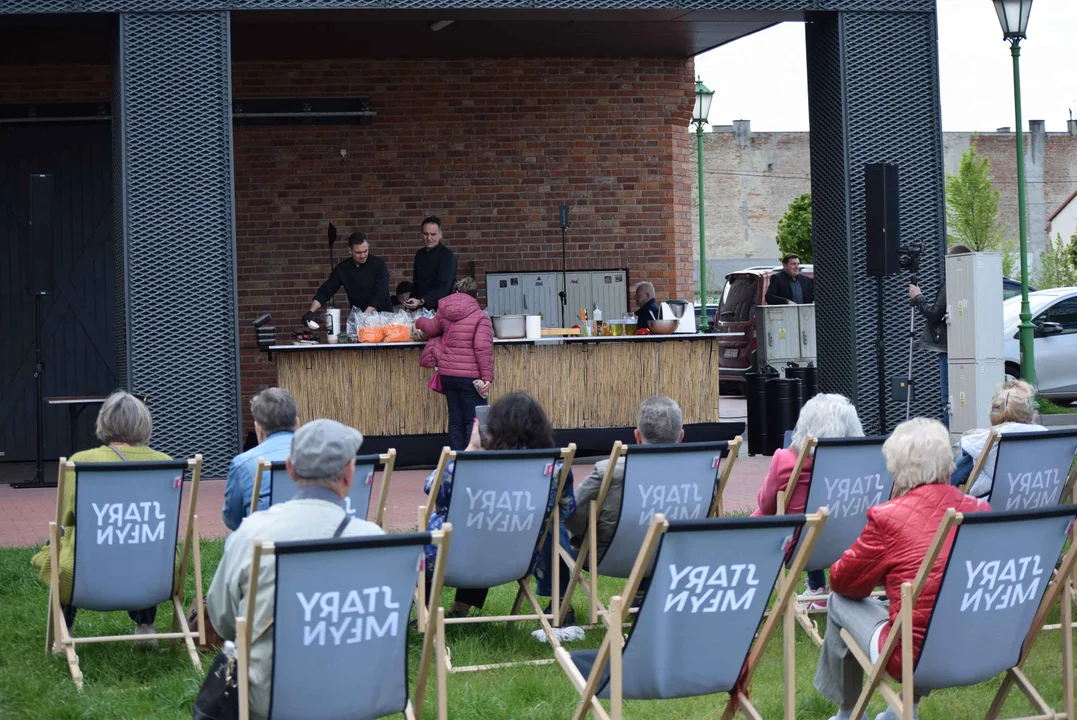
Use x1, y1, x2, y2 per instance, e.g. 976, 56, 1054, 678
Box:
798, 585, 829, 612
134, 623, 158, 648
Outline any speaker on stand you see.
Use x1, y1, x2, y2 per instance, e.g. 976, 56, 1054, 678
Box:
864, 163, 901, 435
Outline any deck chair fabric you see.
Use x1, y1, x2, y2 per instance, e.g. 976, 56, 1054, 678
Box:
595, 442, 730, 579
792, 436, 894, 572
256, 451, 393, 525
845, 505, 1077, 720
270, 535, 426, 719
979, 429, 1077, 511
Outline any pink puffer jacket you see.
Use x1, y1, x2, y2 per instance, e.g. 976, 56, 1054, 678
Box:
415, 293, 494, 382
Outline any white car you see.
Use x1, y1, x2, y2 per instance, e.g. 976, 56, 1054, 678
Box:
1003, 287, 1077, 400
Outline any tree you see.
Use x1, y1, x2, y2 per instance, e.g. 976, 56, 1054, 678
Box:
776, 193, 812, 263
945, 143, 1017, 276
1031, 233, 1077, 290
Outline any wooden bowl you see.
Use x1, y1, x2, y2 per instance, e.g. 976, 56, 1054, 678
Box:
648, 319, 678, 335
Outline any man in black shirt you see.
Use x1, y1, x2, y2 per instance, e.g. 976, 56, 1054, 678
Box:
765, 253, 814, 305
404, 216, 457, 312
303, 232, 391, 327
634, 281, 662, 328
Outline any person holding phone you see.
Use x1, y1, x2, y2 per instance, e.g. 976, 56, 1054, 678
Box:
414, 276, 493, 450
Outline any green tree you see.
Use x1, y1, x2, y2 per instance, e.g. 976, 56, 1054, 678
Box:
776, 193, 812, 263
1031, 233, 1077, 289
945, 143, 1017, 276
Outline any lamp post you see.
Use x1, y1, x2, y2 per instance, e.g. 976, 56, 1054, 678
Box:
994, 0, 1036, 386
692, 78, 714, 330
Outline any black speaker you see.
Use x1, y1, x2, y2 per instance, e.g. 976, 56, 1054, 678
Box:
559, 204, 569, 230
25, 174, 55, 294
865, 163, 900, 276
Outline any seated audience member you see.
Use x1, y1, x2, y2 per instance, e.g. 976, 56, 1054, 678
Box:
391, 281, 415, 308
424, 392, 577, 623
207, 419, 383, 720
565, 395, 684, 562
31, 390, 171, 640
752, 393, 864, 605
222, 388, 299, 532
813, 418, 990, 720
951, 378, 1046, 496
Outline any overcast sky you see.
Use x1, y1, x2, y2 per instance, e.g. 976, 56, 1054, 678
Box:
695, 0, 1076, 133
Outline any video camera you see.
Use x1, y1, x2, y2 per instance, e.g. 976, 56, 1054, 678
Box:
898, 242, 922, 285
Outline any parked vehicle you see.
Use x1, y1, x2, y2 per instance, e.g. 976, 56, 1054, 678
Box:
1003, 287, 1077, 400
1002, 277, 1037, 300
715, 265, 814, 392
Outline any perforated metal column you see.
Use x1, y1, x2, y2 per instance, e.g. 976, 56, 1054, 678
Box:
116, 12, 239, 475
807, 11, 946, 434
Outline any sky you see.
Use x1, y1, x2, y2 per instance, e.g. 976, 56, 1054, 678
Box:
694, 0, 1077, 133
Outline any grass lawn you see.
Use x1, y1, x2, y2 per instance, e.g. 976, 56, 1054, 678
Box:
1, 540, 1074, 719
1038, 397, 1077, 415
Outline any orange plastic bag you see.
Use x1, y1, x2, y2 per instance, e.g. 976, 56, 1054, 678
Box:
382, 324, 411, 343
359, 326, 385, 344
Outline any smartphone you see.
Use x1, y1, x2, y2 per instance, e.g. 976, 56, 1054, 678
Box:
475, 405, 491, 434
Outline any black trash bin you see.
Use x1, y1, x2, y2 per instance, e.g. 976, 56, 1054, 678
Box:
785, 362, 819, 408
765, 376, 803, 456
745, 366, 778, 456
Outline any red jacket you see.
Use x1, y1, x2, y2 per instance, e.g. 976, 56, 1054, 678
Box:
830, 483, 990, 679
751, 448, 813, 516
415, 293, 494, 382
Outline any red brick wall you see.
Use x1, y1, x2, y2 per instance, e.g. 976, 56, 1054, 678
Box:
232, 57, 698, 428
0, 64, 111, 103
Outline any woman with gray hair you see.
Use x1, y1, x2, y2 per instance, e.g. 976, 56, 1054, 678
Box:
31, 390, 172, 640
813, 418, 989, 720
950, 378, 1045, 497
752, 393, 864, 601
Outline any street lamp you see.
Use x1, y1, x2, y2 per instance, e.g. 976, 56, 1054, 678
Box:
692, 78, 714, 330
994, 0, 1036, 386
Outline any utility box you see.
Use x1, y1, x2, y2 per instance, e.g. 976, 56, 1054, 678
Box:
486, 270, 628, 328
757, 305, 802, 367
486, 274, 523, 316
798, 304, 817, 359
948, 359, 1005, 436
945, 252, 1004, 362
520, 273, 560, 325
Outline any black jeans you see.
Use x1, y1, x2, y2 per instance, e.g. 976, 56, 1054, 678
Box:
62, 603, 157, 630
441, 374, 487, 451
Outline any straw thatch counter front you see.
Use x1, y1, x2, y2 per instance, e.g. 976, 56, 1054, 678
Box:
272, 335, 722, 435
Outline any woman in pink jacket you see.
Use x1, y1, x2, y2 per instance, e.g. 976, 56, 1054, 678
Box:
416, 277, 494, 450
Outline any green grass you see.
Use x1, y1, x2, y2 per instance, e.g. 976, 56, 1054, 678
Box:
1, 541, 1074, 719
1037, 397, 1077, 415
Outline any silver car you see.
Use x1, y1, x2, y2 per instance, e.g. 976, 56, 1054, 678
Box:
1003, 287, 1077, 400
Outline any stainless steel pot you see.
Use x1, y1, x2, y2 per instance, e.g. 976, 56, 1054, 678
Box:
491, 314, 526, 339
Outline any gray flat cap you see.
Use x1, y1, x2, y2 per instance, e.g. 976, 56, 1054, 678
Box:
290, 419, 363, 479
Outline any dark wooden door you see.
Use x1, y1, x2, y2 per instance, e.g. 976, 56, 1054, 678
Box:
0, 122, 115, 462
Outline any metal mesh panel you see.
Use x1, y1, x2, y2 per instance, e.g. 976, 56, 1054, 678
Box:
113, 40, 128, 391
117, 12, 239, 475
808, 10, 945, 433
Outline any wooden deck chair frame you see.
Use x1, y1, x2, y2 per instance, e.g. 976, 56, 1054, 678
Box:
250, 449, 397, 528
557, 436, 743, 626
235, 524, 452, 720
45, 455, 206, 691
547, 508, 828, 720
415, 443, 577, 673
961, 429, 1077, 501
843, 507, 1077, 720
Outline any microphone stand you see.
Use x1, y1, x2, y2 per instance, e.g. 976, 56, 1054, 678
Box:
558, 222, 568, 328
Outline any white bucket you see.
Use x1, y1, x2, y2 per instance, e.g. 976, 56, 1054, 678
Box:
525, 315, 542, 339
326, 308, 341, 335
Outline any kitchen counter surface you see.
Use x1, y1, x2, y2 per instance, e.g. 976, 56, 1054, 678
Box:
270, 331, 742, 351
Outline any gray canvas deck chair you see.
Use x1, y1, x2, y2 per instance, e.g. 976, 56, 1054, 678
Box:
235, 526, 452, 720
416, 444, 576, 672
962, 428, 1077, 510
252, 449, 396, 527
781, 435, 894, 645
549, 510, 828, 720
843, 505, 1077, 720
45, 455, 206, 690
559, 437, 742, 625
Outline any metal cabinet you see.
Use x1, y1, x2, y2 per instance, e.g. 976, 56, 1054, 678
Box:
756, 305, 803, 366
486, 274, 523, 316
945, 252, 1004, 362
563, 271, 593, 326
487, 269, 628, 328
948, 359, 1005, 436
521, 273, 560, 327
797, 304, 817, 358
591, 270, 629, 322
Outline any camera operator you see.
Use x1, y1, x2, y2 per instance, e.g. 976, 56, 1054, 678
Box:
908, 244, 970, 428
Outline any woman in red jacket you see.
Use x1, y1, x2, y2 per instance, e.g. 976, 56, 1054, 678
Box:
813, 417, 990, 720
415, 277, 494, 450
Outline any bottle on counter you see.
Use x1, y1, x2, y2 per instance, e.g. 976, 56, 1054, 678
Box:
593, 304, 603, 336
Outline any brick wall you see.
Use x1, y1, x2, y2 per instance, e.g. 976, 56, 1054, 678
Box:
0, 64, 111, 103
232, 57, 697, 428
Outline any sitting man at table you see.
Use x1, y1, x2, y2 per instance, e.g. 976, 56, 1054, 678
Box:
633, 281, 661, 329
222, 388, 299, 532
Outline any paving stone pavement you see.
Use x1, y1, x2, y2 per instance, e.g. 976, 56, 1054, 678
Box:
0, 455, 768, 549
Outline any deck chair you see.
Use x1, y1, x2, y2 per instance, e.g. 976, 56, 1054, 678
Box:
416, 444, 576, 672
45, 455, 206, 690
962, 428, 1077, 510
251, 449, 396, 527
559, 437, 743, 625
844, 505, 1077, 720
549, 510, 828, 720
236, 526, 452, 720
780, 435, 894, 645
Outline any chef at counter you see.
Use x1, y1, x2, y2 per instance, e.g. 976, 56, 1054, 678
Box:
303, 232, 392, 327
404, 216, 458, 312
633, 281, 662, 328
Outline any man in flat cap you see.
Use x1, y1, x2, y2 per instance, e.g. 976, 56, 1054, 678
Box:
207, 419, 383, 720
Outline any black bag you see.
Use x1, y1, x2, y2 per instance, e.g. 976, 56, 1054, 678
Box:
191, 513, 351, 719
